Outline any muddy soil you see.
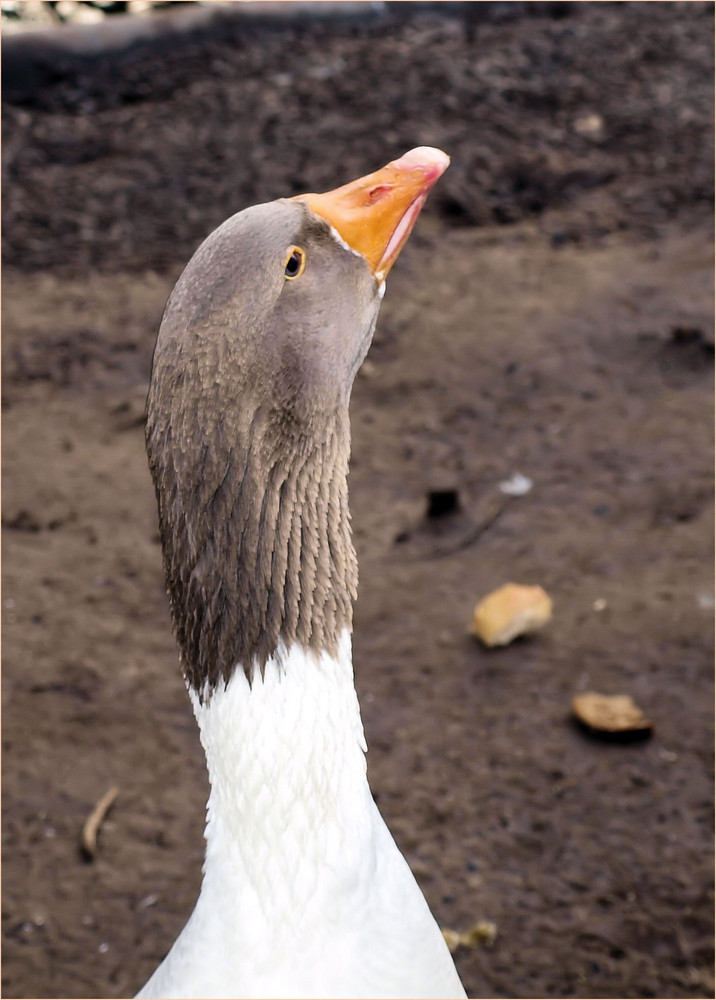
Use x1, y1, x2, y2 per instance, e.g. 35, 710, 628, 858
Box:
2, 3, 714, 998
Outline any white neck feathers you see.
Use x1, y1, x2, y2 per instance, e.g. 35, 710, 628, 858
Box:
191, 631, 372, 903
137, 634, 466, 999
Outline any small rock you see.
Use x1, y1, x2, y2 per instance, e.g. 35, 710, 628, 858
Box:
572, 692, 652, 735
462, 920, 498, 948
471, 583, 552, 647
499, 472, 532, 497
573, 112, 605, 139
442, 920, 498, 954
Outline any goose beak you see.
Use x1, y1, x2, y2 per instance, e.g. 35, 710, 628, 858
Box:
295, 146, 450, 281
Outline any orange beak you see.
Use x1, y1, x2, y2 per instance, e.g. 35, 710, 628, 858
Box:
294, 147, 450, 281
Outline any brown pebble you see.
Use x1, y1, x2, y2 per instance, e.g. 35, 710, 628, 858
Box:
442, 921, 498, 954
572, 692, 652, 734
471, 583, 552, 647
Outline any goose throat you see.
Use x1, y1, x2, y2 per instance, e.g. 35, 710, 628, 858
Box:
147, 402, 357, 696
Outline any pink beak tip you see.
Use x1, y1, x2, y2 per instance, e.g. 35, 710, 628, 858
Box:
390, 146, 451, 178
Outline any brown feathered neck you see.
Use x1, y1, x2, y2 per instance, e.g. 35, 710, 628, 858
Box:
147, 393, 357, 697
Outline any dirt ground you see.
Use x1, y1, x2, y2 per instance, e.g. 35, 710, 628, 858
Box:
2, 3, 714, 999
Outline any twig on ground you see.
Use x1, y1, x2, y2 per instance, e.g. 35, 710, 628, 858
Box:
81, 785, 119, 860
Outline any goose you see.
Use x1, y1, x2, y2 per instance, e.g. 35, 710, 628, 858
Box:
136, 146, 466, 1000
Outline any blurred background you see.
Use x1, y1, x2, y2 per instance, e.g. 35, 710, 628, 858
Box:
2, 2, 714, 997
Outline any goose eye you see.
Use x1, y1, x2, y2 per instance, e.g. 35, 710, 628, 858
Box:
284, 246, 306, 279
